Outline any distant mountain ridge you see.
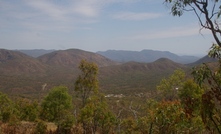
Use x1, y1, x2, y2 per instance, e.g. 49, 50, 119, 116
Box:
97, 49, 200, 64
16, 49, 55, 58
16, 49, 200, 64
188, 55, 218, 66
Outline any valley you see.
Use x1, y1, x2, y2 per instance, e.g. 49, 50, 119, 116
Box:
0, 48, 218, 133
0, 48, 193, 98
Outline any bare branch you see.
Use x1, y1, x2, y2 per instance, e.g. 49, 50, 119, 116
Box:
193, 1, 205, 13
202, 0, 221, 46
214, 21, 221, 34
189, 3, 206, 28
129, 101, 138, 122
195, 0, 207, 5
117, 109, 123, 119
210, 2, 216, 19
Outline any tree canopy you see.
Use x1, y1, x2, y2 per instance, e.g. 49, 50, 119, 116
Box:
74, 60, 99, 107
40, 86, 73, 123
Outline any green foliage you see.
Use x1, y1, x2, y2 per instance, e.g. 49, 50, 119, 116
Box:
17, 99, 39, 121
208, 44, 221, 58
121, 117, 138, 133
178, 79, 204, 117
147, 100, 204, 133
157, 69, 186, 100
0, 92, 18, 123
119, 99, 204, 133
34, 120, 47, 134
75, 60, 117, 133
57, 114, 75, 134
192, 44, 221, 133
165, 0, 221, 16
136, 116, 152, 134
75, 60, 99, 107
79, 94, 116, 133
151, 101, 185, 133
192, 63, 211, 87
40, 86, 73, 123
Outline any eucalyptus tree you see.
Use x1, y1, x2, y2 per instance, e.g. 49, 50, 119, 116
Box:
191, 45, 221, 133
75, 60, 116, 133
74, 60, 99, 107
164, 1, 221, 132
165, 0, 221, 46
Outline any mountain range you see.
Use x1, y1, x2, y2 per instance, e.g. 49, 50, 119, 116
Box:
0, 48, 214, 97
15, 49, 55, 58
97, 50, 201, 64
18, 49, 201, 64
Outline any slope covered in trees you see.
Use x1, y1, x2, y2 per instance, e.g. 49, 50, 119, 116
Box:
0, 59, 219, 133
0, 49, 48, 75
38, 49, 117, 68
0, 48, 191, 97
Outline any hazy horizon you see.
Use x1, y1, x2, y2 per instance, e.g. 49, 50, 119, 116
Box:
9, 48, 205, 57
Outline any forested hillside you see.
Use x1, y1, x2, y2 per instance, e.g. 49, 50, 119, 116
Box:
0, 49, 191, 98
0, 46, 220, 133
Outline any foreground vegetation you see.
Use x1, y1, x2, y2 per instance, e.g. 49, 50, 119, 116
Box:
1, 0, 221, 133
0, 44, 220, 134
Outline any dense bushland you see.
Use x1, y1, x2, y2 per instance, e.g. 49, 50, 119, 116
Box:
0, 47, 221, 133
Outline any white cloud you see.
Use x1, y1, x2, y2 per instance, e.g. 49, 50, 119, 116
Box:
70, 0, 149, 18
25, 0, 107, 19
71, 0, 102, 17
113, 12, 162, 20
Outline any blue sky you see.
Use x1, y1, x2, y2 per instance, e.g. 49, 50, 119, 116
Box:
0, 0, 215, 56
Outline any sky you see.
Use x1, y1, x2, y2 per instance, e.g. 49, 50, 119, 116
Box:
0, 0, 216, 56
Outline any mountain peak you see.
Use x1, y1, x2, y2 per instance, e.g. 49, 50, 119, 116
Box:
0, 49, 15, 62
38, 49, 117, 67
0, 49, 47, 75
154, 58, 174, 63
0, 49, 30, 63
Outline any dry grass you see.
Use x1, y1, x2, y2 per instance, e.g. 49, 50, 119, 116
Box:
0, 121, 59, 134
46, 122, 57, 132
